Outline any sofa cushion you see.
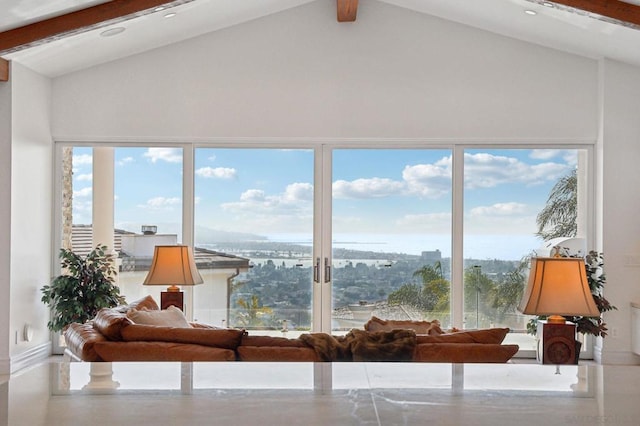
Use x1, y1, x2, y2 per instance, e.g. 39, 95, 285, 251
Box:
93, 308, 133, 341
113, 294, 160, 313
64, 322, 107, 362
413, 343, 519, 363
127, 305, 191, 328
416, 328, 510, 345
121, 324, 245, 349
364, 316, 443, 335
240, 334, 308, 348
93, 341, 236, 361
237, 346, 320, 362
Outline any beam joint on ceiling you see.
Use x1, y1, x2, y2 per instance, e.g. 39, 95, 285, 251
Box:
0, 58, 8, 82
337, 0, 359, 23
0, 0, 196, 55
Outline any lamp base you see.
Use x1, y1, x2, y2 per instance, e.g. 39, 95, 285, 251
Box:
160, 291, 184, 311
537, 320, 577, 365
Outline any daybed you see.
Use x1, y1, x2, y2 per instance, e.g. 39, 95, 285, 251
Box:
64, 296, 519, 363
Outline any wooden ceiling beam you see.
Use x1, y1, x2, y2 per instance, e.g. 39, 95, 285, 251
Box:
337, 0, 359, 23
0, 0, 195, 55
0, 58, 8, 82
534, 0, 640, 28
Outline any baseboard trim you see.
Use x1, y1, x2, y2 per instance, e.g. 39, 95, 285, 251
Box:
11, 342, 52, 374
598, 349, 640, 365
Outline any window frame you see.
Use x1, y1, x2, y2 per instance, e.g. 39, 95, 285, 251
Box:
53, 139, 596, 358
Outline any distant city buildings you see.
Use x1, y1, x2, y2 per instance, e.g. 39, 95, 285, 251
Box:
420, 249, 442, 264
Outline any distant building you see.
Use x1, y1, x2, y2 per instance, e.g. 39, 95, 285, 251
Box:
70, 224, 250, 273
71, 225, 250, 324
421, 249, 442, 264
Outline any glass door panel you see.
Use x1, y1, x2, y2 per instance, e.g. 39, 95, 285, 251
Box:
193, 148, 315, 336
331, 149, 453, 333
113, 147, 184, 304
462, 148, 587, 353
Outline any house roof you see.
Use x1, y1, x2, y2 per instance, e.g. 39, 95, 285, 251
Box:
71, 224, 250, 272
3, 0, 640, 78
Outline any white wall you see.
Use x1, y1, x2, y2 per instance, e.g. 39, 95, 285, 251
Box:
25, 0, 638, 364
9, 62, 53, 371
0, 63, 12, 374
599, 59, 640, 364
52, 0, 597, 141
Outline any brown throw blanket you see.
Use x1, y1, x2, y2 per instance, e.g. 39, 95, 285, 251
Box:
299, 329, 417, 362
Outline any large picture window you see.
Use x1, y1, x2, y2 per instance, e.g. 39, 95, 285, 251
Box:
58, 143, 591, 356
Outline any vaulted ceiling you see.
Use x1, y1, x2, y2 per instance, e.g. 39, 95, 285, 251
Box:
2, 0, 640, 79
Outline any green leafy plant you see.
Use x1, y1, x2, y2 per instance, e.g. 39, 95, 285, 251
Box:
527, 250, 616, 337
41, 245, 125, 332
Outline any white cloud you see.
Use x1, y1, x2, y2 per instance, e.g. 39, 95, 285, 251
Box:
402, 157, 452, 198
117, 157, 134, 166
333, 178, 405, 199
464, 152, 570, 189
139, 197, 181, 210
73, 187, 92, 198
465, 202, 536, 234
470, 202, 528, 217
143, 148, 182, 163
282, 182, 313, 202
222, 183, 313, 214
195, 167, 237, 179
73, 154, 92, 165
218, 184, 314, 233
395, 212, 452, 231
530, 149, 578, 165
529, 149, 558, 160
76, 173, 92, 182
333, 155, 452, 200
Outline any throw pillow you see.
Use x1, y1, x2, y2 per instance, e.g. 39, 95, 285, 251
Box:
127, 305, 191, 328
113, 294, 160, 313
364, 316, 443, 335
416, 328, 510, 345
93, 308, 132, 341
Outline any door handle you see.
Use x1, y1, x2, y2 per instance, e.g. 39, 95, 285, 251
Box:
324, 257, 331, 283
313, 257, 320, 283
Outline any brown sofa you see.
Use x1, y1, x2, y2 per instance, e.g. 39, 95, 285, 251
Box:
64, 296, 519, 363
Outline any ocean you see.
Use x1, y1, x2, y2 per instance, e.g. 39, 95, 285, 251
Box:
264, 233, 543, 261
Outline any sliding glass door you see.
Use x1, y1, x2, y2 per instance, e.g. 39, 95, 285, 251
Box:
462, 148, 588, 352
330, 149, 453, 332
58, 143, 592, 356
193, 148, 315, 334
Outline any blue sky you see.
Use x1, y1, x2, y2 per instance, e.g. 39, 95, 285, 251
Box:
72, 147, 577, 259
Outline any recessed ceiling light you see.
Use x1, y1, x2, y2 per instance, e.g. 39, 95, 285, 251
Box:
164, 12, 177, 18
154, 6, 165, 12
524, 10, 537, 16
543, 2, 554, 6
100, 27, 126, 37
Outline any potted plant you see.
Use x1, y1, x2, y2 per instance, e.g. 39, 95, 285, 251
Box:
527, 250, 617, 338
41, 244, 125, 332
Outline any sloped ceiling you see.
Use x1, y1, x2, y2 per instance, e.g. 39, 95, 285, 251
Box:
3, 0, 640, 77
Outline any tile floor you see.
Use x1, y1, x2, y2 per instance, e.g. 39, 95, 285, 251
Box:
2, 359, 640, 425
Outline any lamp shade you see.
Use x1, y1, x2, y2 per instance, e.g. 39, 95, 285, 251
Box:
143, 245, 204, 288
518, 256, 599, 318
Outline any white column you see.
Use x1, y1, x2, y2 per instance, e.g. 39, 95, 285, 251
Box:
89, 147, 118, 389
92, 147, 115, 251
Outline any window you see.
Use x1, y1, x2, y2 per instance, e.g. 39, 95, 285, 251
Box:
57, 143, 591, 355
193, 148, 314, 330
331, 149, 452, 331
463, 148, 587, 351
